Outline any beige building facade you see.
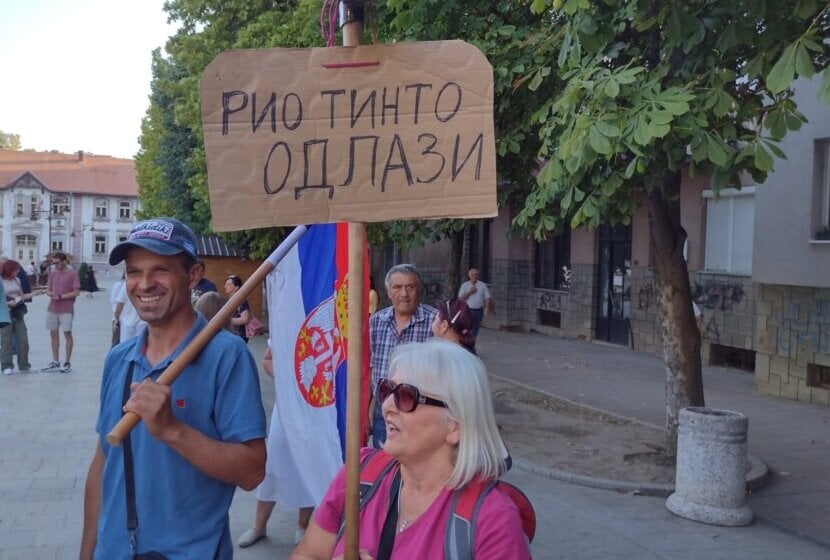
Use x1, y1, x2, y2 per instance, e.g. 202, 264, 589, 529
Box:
0, 150, 140, 276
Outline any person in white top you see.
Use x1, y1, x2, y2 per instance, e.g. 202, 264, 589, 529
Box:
458, 268, 493, 337
113, 279, 146, 343
109, 277, 124, 347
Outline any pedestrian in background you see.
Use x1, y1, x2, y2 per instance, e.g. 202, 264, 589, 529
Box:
431, 298, 476, 354
1, 260, 32, 374
368, 275, 379, 315
225, 274, 251, 343
85, 267, 99, 298
195, 291, 232, 331
113, 277, 146, 344
458, 267, 493, 337
26, 261, 37, 285
191, 260, 217, 303
109, 275, 124, 347
42, 252, 80, 374
368, 263, 436, 449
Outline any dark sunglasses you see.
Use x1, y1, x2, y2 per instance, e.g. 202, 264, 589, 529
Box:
376, 378, 447, 413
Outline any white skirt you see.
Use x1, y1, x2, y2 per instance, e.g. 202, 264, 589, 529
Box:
256, 404, 318, 508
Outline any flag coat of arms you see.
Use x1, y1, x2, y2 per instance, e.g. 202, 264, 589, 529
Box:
263, 223, 368, 507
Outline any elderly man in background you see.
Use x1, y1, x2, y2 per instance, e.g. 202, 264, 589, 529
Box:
458, 267, 493, 337
367, 263, 436, 448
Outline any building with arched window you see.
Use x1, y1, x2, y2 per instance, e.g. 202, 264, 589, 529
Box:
0, 150, 140, 275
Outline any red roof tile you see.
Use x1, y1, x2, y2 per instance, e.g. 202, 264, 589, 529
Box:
0, 149, 138, 197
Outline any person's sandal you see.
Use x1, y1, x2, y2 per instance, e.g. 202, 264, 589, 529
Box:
237, 528, 265, 548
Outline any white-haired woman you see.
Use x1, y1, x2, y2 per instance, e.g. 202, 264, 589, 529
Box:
290, 339, 530, 560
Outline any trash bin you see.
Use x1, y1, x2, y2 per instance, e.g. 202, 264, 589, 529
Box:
665, 407, 753, 526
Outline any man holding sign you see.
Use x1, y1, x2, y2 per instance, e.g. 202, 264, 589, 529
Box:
80, 217, 266, 560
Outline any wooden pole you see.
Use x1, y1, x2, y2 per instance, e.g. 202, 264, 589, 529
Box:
106, 225, 308, 446
340, 3, 365, 559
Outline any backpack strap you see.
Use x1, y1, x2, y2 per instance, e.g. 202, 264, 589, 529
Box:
336, 450, 399, 541
444, 479, 495, 560
445, 480, 537, 560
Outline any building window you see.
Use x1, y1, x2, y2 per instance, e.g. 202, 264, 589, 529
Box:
30, 196, 39, 217
95, 199, 108, 219
118, 234, 128, 243
94, 235, 107, 255
52, 195, 70, 216
51, 240, 64, 252
15, 234, 36, 262
15, 194, 24, 216
534, 229, 571, 290
468, 220, 492, 281
704, 187, 755, 275
119, 201, 132, 219
817, 139, 830, 237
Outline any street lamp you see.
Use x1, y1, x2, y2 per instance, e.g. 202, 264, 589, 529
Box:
71, 224, 96, 262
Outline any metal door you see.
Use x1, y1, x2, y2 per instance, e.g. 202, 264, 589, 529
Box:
595, 225, 632, 345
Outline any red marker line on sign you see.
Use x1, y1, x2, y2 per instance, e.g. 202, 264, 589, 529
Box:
322, 61, 380, 69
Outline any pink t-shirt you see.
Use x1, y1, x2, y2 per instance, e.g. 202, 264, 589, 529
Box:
47, 268, 80, 314
315, 448, 531, 560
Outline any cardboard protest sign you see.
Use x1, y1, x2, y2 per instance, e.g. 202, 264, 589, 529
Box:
200, 40, 496, 230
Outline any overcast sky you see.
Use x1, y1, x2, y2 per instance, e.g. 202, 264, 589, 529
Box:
0, 0, 176, 159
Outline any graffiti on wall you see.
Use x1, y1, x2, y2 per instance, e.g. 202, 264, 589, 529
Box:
693, 281, 745, 311
774, 300, 830, 356
703, 316, 720, 342
536, 291, 562, 312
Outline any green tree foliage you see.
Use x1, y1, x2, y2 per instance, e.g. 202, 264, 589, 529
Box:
0, 130, 21, 150
519, 0, 829, 235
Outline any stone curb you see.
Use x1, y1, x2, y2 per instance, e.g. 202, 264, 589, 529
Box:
491, 375, 772, 497
513, 454, 770, 498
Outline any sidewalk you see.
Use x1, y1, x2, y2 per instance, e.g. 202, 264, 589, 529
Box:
475, 327, 830, 550
0, 285, 828, 559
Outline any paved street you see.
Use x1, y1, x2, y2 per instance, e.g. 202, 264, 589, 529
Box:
1, 280, 829, 559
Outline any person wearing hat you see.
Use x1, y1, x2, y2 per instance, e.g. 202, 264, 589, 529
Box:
80, 217, 267, 560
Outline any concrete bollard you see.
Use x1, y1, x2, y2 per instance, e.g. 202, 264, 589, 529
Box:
665, 407, 753, 526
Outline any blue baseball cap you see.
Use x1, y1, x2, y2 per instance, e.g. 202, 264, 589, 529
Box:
109, 217, 198, 265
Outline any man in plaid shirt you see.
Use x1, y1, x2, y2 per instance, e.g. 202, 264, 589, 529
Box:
368, 263, 437, 448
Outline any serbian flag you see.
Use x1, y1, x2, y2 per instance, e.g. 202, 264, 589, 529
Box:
264, 223, 370, 507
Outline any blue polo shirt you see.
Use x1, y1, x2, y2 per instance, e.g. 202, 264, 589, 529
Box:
94, 313, 266, 559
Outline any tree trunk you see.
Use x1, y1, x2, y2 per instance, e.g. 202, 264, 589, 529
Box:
647, 172, 705, 458
447, 227, 466, 299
